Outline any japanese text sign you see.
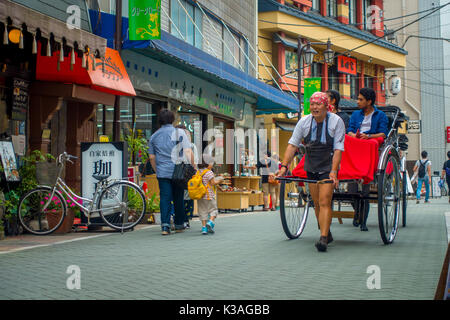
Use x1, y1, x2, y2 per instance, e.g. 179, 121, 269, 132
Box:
447, 127, 450, 143
129, 0, 161, 40
337, 56, 357, 76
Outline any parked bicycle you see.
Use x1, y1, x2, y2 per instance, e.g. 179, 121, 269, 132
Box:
17, 152, 146, 235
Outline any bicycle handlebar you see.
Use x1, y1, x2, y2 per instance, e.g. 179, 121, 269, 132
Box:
58, 152, 78, 165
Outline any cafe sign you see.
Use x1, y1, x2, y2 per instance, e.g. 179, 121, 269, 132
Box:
81, 142, 127, 217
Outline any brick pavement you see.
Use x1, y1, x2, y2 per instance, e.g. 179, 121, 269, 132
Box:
0, 198, 448, 300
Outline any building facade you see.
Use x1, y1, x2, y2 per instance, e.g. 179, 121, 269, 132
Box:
257, 0, 407, 157
92, 0, 299, 176
385, 0, 449, 172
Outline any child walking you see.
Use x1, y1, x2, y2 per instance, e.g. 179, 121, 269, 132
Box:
197, 159, 223, 235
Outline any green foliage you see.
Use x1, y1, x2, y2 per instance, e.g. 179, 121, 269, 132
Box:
124, 129, 149, 165
145, 192, 160, 213
0, 150, 55, 222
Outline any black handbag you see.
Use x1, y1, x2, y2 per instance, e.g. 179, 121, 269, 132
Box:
172, 128, 196, 188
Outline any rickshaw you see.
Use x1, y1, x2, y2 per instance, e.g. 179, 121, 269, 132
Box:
277, 106, 409, 245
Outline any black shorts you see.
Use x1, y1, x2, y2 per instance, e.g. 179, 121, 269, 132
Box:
306, 172, 330, 181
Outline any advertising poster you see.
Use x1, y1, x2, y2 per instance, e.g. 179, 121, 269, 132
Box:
0, 141, 20, 181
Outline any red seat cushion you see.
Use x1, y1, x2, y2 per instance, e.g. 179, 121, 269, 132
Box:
292, 135, 384, 184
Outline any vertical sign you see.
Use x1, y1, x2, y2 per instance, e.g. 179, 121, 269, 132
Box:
11, 78, 29, 121
129, 0, 161, 40
303, 78, 322, 115
447, 127, 450, 143
81, 142, 127, 217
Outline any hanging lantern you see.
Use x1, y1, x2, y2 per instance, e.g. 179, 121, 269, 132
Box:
32, 33, 37, 54
70, 46, 75, 66
3, 23, 8, 45
81, 51, 87, 68
59, 42, 64, 62
46, 39, 51, 56
18, 29, 23, 49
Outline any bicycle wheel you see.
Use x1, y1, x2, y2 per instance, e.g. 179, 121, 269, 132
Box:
97, 181, 146, 231
378, 154, 400, 244
279, 179, 310, 239
18, 186, 67, 235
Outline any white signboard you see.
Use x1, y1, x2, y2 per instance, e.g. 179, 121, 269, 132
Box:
407, 120, 421, 134
81, 142, 127, 218
431, 176, 441, 198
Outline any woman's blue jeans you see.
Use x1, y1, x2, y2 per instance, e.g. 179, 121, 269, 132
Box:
416, 178, 430, 201
157, 178, 186, 230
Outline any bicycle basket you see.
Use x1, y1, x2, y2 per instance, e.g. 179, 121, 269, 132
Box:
36, 162, 61, 185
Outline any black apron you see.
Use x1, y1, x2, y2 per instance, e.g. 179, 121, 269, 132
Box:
304, 114, 334, 173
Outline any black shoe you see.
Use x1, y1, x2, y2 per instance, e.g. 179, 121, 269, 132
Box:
315, 236, 328, 252
327, 231, 333, 244
353, 213, 360, 227
360, 224, 368, 232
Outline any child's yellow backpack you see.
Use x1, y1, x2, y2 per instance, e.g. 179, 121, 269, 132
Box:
187, 170, 211, 200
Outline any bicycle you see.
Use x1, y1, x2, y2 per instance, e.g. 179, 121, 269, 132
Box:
17, 152, 146, 235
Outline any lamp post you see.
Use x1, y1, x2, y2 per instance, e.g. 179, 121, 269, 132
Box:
297, 38, 334, 120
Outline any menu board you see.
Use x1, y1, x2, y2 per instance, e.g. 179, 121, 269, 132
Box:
11, 78, 29, 121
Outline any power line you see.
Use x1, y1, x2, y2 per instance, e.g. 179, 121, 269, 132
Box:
334, 2, 450, 60
258, 2, 447, 28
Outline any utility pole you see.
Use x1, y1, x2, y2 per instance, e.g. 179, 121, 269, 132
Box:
113, 0, 122, 141
297, 37, 303, 121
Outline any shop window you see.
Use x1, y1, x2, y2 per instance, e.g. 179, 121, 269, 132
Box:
364, 75, 373, 89
223, 29, 242, 71
328, 64, 339, 91
170, 0, 203, 49
311, 62, 323, 78
285, 50, 298, 79
350, 75, 358, 100
311, 0, 320, 11
327, 0, 337, 18
349, 0, 357, 25
363, 0, 371, 30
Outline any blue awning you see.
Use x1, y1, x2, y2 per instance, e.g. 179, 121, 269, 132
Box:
89, 10, 299, 114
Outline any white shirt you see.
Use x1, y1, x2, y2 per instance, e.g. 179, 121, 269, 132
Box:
360, 111, 374, 133
288, 113, 345, 151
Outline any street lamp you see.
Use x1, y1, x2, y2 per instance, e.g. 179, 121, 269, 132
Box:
297, 38, 334, 120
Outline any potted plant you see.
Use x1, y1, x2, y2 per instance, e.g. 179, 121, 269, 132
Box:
0, 150, 55, 236
124, 129, 150, 166
142, 192, 160, 224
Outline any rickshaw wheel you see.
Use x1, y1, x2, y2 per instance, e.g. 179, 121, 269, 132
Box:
280, 179, 310, 239
401, 171, 407, 227
378, 154, 400, 244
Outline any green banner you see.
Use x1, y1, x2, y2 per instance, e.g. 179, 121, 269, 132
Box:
303, 78, 322, 115
129, 0, 161, 40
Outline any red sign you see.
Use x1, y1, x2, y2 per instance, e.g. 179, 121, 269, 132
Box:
337, 56, 357, 76
36, 42, 135, 96
447, 127, 450, 143
128, 167, 135, 183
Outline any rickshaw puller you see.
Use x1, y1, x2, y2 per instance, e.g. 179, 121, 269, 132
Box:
277, 92, 345, 252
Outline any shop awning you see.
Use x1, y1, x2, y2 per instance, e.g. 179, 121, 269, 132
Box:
0, 0, 106, 57
88, 10, 299, 114
36, 43, 135, 96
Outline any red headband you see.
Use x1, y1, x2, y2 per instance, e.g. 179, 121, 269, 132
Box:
310, 92, 329, 106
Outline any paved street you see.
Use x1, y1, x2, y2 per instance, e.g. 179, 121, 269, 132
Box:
0, 198, 448, 300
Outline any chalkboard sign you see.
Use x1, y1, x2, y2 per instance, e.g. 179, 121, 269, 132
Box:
11, 78, 29, 121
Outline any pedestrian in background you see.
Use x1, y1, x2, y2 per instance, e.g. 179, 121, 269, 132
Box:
149, 109, 194, 235
197, 155, 223, 235
257, 151, 277, 211
441, 151, 450, 203
413, 150, 432, 204
176, 124, 195, 229
327, 89, 350, 130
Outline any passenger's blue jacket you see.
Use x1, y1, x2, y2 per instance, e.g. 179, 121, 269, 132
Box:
347, 106, 388, 137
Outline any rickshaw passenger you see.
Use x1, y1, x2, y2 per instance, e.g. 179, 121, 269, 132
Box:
276, 92, 345, 252
346, 88, 388, 231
